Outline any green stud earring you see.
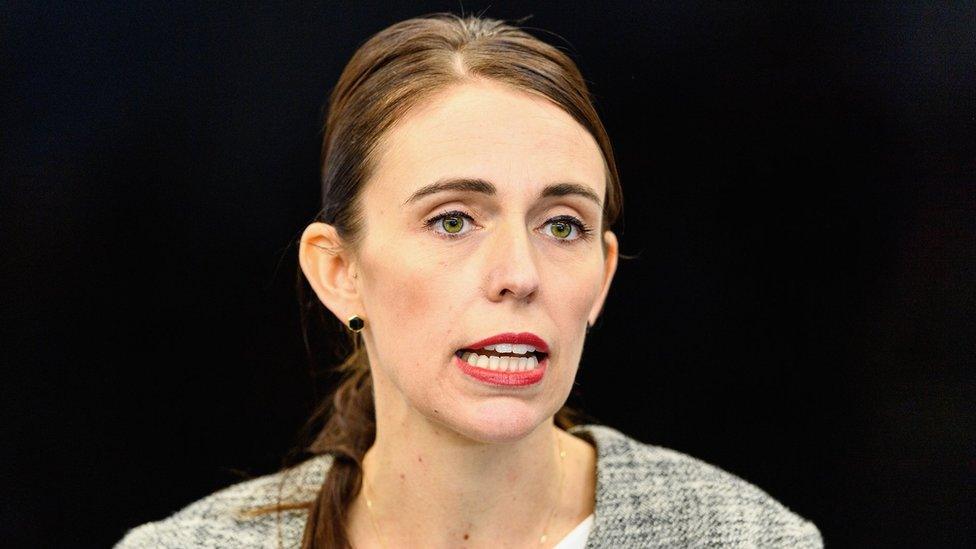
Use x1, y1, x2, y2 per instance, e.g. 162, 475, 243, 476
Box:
347, 315, 365, 332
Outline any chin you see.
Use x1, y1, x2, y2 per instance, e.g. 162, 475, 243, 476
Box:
440, 399, 553, 444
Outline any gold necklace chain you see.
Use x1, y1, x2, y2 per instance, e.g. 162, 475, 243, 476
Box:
362, 431, 566, 548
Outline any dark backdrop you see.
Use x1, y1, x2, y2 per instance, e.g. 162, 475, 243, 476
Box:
3, 2, 973, 547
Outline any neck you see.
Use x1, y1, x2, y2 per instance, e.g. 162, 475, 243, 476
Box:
356, 394, 566, 547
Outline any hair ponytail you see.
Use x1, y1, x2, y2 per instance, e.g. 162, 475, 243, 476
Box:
300, 351, 374, 547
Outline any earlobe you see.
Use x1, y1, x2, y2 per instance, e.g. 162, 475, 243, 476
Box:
298, 222, 361, 321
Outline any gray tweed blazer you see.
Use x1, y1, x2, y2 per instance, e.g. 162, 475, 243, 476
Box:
115, 424, 823, 548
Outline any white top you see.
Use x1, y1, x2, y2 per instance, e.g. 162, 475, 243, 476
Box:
553, 513, 594, 548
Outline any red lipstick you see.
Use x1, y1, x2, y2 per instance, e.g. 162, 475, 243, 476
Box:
460, 332, 549, 354
455, 332, 550, 387
454, 354, 548, 386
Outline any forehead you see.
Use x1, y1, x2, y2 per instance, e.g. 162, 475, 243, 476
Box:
367, 80, 606, 202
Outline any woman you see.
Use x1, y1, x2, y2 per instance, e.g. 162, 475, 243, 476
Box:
116, 13, 822, 548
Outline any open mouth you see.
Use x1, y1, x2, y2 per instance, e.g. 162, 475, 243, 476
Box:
454, 344, 549, 372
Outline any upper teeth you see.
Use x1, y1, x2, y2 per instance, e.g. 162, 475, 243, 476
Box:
481, 343, 535, 354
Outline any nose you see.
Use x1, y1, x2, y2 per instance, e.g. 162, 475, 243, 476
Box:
483, 218, 540, 303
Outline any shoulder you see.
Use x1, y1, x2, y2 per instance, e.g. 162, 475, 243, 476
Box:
114, 454, 334, 549
571, 424, 823, 548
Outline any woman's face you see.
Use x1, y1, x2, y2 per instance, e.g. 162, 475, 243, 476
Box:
350, 80, 617, 443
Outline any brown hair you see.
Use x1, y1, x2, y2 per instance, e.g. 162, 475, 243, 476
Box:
244, 12, 624, 548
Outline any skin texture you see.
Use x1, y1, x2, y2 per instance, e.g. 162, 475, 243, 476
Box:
299, 78, 618, 547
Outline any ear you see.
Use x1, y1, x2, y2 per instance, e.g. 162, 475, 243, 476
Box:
298, 222, 363, 325
587, 230, 619, 326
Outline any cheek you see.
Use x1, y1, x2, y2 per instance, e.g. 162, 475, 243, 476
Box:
548, 255, 604, 321
361, 245, 460, 352
364, 253, 429, 325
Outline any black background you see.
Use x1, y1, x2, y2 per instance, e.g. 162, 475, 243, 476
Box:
3, 2, 974, 547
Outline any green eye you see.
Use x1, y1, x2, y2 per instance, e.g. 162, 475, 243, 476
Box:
441, 216, 464, 234
549, 221, 573, 239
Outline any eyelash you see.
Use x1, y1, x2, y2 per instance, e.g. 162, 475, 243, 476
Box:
423, 209, 594, 244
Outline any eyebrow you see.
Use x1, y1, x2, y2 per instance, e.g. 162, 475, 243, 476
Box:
402, 177, 602, 207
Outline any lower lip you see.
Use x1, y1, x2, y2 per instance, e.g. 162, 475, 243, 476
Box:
454, 354, 548, 387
